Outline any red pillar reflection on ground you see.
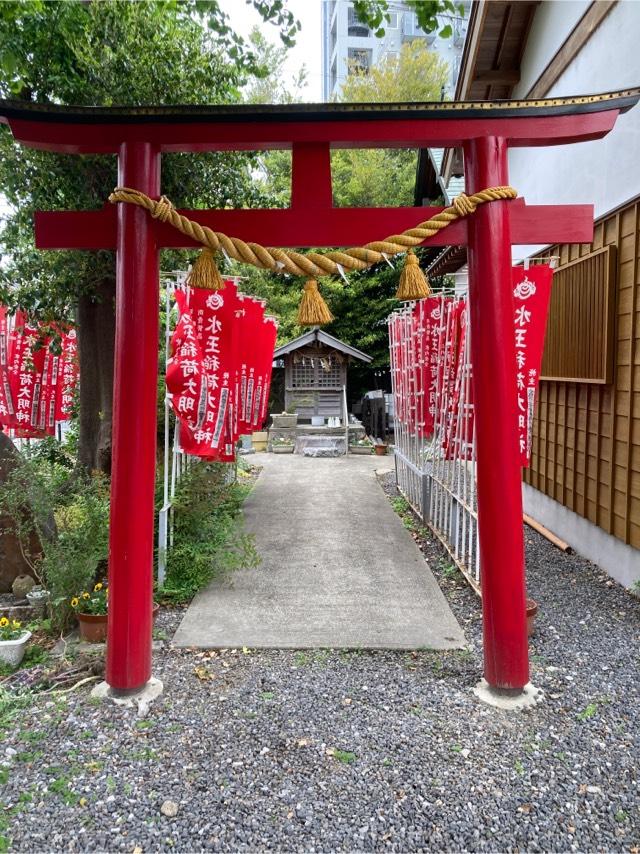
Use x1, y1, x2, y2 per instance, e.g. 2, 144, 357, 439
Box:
105, 141, 160, 693
464, 136, 529, 692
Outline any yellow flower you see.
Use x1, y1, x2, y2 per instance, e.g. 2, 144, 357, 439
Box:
82, 592, 90, 600
94, 583, 103, 592
71, 597, 79, 608
12, 621, 21, 629
0, 617, 8, 627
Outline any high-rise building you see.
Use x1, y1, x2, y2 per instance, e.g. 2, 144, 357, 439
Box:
321, 0, 469, 101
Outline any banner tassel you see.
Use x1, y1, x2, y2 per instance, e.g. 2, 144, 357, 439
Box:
297, 279, 334, 326
395, 249, 431, 300
186, 248, 225, 290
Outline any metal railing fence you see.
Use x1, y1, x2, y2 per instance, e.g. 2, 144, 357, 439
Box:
389, 295, 480, 592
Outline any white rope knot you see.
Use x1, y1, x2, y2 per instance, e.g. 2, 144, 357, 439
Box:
452, 193, 477, 217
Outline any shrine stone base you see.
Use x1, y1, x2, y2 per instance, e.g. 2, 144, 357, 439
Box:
473, 679, 544, 710
91, 677, 163, 716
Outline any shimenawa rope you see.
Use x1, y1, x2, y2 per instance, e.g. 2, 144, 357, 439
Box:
108, 185, 517, 280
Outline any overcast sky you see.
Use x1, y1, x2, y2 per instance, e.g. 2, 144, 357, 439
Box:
218, 0, 324, 101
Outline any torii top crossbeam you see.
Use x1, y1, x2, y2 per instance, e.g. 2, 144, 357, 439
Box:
0, 89, 637, 251
1, 88, 637, 703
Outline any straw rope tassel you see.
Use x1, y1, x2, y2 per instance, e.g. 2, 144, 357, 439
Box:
186, 247, 225, 290
395, 249, 431, 300
297, 279, 334, 326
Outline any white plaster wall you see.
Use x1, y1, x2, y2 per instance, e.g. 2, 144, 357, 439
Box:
512, 0, 591, 99
509, 0, 640, 258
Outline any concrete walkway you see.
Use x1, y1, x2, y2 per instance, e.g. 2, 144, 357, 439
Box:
173, 454, 465, 650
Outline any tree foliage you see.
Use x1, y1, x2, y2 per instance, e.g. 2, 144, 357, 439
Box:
0, 0, 295, 470
340, 39, 450, 104
331, 41, 449, 208
249, 40, 449, 395
353, 0, 465, 39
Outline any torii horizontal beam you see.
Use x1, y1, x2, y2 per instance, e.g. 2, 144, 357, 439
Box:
34, 199, 594, 250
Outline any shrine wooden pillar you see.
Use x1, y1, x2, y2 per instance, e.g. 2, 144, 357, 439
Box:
465, 136, 529, 692
106, 141, 160, 693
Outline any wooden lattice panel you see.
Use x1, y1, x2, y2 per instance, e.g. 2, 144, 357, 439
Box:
525, 202, 640, 550
541, 246, 617, 383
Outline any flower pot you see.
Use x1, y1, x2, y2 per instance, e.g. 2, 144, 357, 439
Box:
526, 598, 538, 637
272, 414, 298, 429
374, 445, 388, 456
77, 612, 108, 644
26, 587, 50, 618
0, 631, 32, 668
349, 445, 373, 455
78, 603, 160, 644
272, 445, 294, 454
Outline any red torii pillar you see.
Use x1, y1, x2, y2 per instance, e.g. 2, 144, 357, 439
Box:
1, 91, 636, 702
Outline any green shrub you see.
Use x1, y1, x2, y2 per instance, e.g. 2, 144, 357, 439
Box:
0, 455, 109, 631
158, 461, 259, 603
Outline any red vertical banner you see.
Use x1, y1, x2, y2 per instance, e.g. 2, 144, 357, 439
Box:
390, 313, 403, 425
236, 296, 265, 436
424, 297, 450, 436
259, 317, 279, 429
166, 303, 207, 439
37, 343, 60, 435
435, 299, 463, 443
512, 265, 553, 466
411, 301, 425, 436
444, 303, 474, 460
55, 328, 79, 422
253, 315, 278, 430
6, 313, 47, 435
167, 281, 244, 460
0, 308, 15, 425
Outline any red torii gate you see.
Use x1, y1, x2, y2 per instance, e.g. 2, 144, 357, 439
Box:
1, 90, 637, 703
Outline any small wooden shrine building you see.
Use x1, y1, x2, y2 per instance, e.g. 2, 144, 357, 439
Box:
273, 329, 371, 422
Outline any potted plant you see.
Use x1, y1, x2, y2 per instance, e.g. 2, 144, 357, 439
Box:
71, 583, 160, 644
272, 437, 295, 454
71, 583, 109, 643
374, 441, 388, 457
349, 437, 374, 455
0, 617, 31, 668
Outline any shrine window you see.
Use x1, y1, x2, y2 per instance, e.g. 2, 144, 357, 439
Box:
541, 246, 617, 384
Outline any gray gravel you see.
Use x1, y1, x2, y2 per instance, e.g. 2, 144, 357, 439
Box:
1, 472, 639, 852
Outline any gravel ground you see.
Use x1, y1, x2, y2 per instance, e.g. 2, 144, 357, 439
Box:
1, 472, 639, 853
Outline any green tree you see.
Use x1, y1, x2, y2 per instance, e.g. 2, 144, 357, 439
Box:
250, 40, 449, 394
243, 28, 307, 104
0, 0, 297, 473
332, 41, 449, 208
353, 0, 465, 39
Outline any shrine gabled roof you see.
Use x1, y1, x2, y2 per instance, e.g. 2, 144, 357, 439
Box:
0, 89, 639, 124
273, 329, 372, 364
